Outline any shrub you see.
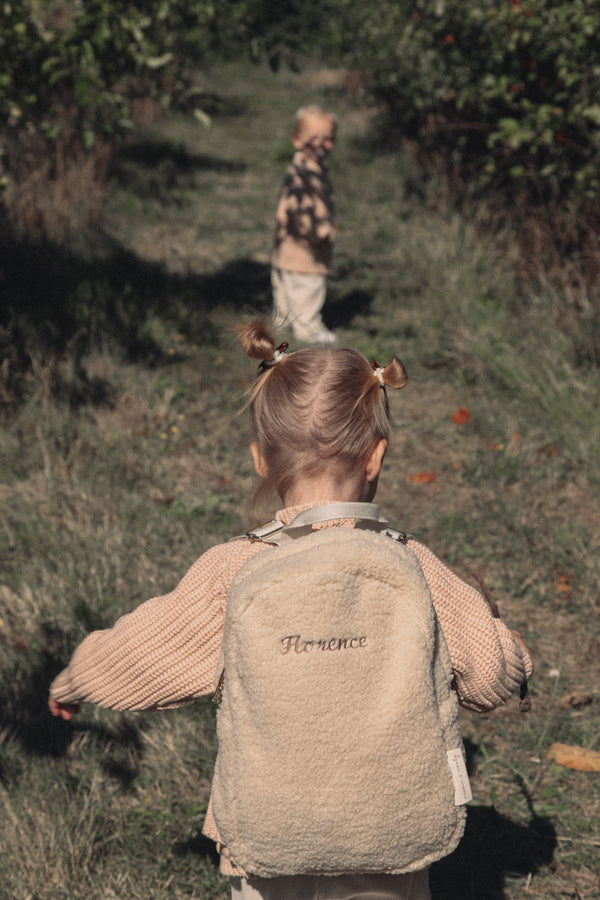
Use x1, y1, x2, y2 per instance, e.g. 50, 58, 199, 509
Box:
336, 0, 600, 201
0, 0, 262, 241
0, 1, 222, 150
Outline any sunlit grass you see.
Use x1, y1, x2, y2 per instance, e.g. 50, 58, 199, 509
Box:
1, 60, 599, 900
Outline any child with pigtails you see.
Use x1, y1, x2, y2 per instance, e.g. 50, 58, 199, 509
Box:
49, 321, 533, 900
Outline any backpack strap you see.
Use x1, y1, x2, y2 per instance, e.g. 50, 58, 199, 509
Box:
245, 502, 408, 546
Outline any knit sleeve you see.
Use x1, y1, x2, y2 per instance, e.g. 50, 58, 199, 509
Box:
408, 539, 534, 713
49, 542, 254, 711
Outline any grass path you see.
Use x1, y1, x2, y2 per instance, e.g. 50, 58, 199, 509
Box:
1, 61, 599, 900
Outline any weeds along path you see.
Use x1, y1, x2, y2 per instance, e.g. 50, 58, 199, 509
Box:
1, 62, 599, 900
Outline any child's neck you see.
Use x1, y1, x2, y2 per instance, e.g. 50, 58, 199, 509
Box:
282, 477, 376, 508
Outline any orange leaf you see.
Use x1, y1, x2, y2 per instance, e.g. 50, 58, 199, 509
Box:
408, 472, 437, 484
560, 691, 592, 710
546, 742, 600, 772
452, 407, 471, 425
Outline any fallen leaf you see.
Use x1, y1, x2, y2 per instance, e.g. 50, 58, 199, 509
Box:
452, 407, 471, 425
556, 573, 572, 597
536, 443, 559, 458
407, 472, 437, 484
560, 691, 593, 709
546, 742, 600, 772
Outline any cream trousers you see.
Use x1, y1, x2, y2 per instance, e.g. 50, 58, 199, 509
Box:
230, 871, 431, 900
271, 267, 327, 342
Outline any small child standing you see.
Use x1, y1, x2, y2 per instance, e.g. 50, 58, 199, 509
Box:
271, 105, 338, 345
49, 321, 533, 900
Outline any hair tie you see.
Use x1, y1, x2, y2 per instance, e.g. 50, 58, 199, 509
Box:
259, 341, 289, 371
371, 359, 385, 387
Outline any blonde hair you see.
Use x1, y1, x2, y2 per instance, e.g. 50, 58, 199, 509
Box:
293, 105, 337, 136
239, 321, 408, 501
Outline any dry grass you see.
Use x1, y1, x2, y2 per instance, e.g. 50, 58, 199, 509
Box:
4, 129, 111, 244
1, 61, 599, 900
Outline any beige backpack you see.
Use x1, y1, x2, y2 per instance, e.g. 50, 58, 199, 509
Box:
211, 503, 470, 877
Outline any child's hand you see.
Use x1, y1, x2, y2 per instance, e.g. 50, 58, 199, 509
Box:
511, 630, 534, 675
511, 629, 530, 655
48, 696, 80, 721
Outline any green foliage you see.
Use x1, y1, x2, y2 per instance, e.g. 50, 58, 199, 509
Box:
337, 0, 600, 199
227, 0, 341, 71
4, 0, 600, 207
0, 0, 255, 157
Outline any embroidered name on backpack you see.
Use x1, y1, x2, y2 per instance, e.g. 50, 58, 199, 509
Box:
281, 634, 367, 655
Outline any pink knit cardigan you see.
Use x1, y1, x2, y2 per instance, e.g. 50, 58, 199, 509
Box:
50, 502, 533, 876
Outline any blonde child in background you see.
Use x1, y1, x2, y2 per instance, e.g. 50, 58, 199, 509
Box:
49, 321, 533, 900
271, 105, 338, 345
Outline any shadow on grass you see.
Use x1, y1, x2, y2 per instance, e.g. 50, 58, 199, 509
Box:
428, 738, 557, 898
430, 805, 557, 900
0, 646, 144, 792
111, 139, 246, 202
174, 831, 222, 868
0, 229, 271, 410
116, 139, 246, 174
0, 653, 74, 772
325, 288, 374, 330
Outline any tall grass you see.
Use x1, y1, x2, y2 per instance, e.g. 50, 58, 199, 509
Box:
1, 61, 599, 899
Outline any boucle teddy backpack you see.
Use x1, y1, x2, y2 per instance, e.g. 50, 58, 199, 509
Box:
211, 503, 471, 877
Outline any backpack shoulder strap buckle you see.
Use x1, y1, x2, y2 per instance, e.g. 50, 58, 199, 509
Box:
246, 520, 286, 542
384, 527, 408, 544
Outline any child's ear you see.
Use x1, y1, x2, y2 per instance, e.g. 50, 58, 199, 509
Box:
365, 439, 388, 483
250, 442, 269, 479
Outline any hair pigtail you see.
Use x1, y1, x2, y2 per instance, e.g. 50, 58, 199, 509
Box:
382, 357, 408, 390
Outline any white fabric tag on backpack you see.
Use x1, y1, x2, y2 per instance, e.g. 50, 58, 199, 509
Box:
447, 749, 472, 805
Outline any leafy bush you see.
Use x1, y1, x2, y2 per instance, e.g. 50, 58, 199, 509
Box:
336, 0, 600, 200
0, 0, 326, 157
0, 0, 224, 151
0, 0, 266, 239
4, 1, 600, 214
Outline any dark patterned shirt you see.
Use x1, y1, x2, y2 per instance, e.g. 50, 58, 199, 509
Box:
272, 150, 336, 274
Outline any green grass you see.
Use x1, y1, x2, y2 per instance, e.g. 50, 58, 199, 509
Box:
1, 60, 599, 899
